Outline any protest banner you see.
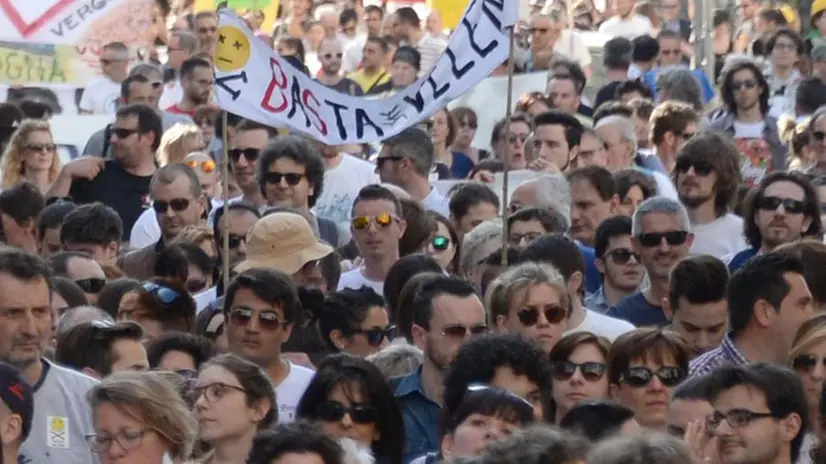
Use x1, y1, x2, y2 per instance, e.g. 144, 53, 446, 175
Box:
214, 0, 518, 145
194, 0, 280, 35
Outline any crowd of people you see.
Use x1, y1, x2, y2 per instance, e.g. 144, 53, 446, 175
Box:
3, 0, 826, 463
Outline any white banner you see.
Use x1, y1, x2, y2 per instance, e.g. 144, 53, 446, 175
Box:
214, 0, 518, 145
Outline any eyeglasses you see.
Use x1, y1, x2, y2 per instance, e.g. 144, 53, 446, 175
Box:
619, 366, 685, 388
517, 305, 567, 326
24, 143, 57, 153
142, 282, 180, 305
706, 408, 776, 431
675, 160, 713, 176
551, 360, 606, 382
193, 382, 246, 403
351, 213, 395, 230
441, 323, 489, 339
507, 134, 528, 145
111, 127, 140, 139
792, 354, 826, 372
350, 325, 397, 346
228, 307, 286, 331
75, 278, 107, 294
152, 198, 191, 214
86, 428, 147, 453
263, 172, 305, 186
431, 235, 451, 251
757, 195, 806, 214
606, 248, 640, 265
636, 231, 689, 248
187, 159, 216, 173
228, 234, 247, 249
729, 79, 758, 91
509, 232, 542, 246
228, 148, 260, 163
315, 401, 377, 424
322, 52, 344, 60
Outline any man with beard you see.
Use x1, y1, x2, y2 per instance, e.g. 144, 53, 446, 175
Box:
598, 0, 653, 39
392, 274, 488, 463
673, 132, 747, 259
728, 172, 822, 272
166, 57, 214, 118
315, 38, 363, 96
606, 197, 694, 327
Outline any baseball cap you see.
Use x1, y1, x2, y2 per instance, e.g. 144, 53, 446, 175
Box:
234, 212, 333, 274
0, 362, 33, 442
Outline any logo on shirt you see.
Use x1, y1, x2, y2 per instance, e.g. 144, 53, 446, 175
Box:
47, 416, 69, 449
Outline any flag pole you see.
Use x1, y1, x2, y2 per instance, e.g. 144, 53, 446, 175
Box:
221, 110, 231, 290
500, 25, 516, 267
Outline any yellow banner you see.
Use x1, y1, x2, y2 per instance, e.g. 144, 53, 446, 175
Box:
194, 0, 280, 34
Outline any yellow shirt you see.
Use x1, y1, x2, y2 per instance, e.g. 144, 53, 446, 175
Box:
348, 68, 390, 94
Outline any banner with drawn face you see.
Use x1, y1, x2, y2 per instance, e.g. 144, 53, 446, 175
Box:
214, 0, 518, 145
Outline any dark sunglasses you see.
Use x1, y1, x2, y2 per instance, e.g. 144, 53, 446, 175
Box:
619, 366, 685, 388
264, 172, 304, 186
442, 324, 489, 338
551, 360, 606, 382
757, 195, 806, 214
517, 305, 567, 326
152, 198, 191, 214
376, 156, 405, 169
228, 234, 247, 249
228, 307, 286, 331
315, 401, 377, 424
792, 354, 826, 372
350, 325, 397, 346
111, 127, 140, 139
24, 143, 57, 152
75, 278, 107, 294
431, 235, 451, 251
228, 148, 260, 163
142, 282, 180, 305
675, 160, 713, 176
729, 79, 757, 91
813, 131, 826, 142
636, 231, 689, 248
606, 248, 640, 265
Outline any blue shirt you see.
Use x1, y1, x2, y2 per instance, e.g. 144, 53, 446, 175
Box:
450, 151, 475, 179
606, 291, 669, 327
390, 366, 441, 464
642, 67, 715, 104
728, 247, 758, 273
578, 243, 601, 296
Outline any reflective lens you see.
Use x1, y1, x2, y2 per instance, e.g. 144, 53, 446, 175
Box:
636, 231, 689, 248
432, 235, 450, 251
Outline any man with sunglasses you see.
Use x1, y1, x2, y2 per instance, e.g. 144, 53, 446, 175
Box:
316, 38, 363, 96
606, 197, 694, 327
589, 216, 644, 314
48, 251, 107, 305
79, 41, 128, 115
673, 131, 747, 260
728, 172, 822, 272
690, 253, 815, 378
607, 328, 690, 431
54, 321, 148, 379
223, 120, 277, 212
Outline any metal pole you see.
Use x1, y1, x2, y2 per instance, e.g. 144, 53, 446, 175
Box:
221, 111, 231, 289
501, 25, 516, 267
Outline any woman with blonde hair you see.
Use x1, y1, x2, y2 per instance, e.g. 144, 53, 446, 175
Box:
790, 314, 826, 436
156, 123, 204, 167
86, 370, 197, 464
779, 115, 814, 171
0, 119, 61, 193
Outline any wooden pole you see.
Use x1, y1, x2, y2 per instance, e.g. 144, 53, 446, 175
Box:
221, 111, 231, 290
500, 25, 516, 267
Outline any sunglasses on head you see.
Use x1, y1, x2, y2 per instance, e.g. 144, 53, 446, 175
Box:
675, 160, 713, 176
431, 235, 451, 251
350, 325, 397, 346
517, 305, 567, 326
152, 198, 191, 214
187, 159, 216, 173
606, 248, 639, 265
228, 148, 260, 163
75, 278, 107, 294
792, 354, 826, 372
24, 143, 57, 153
351, 213, 394, 230
263, 172, 304, 186
551, 360, 606, 382
757, 195, 806, 214
315, 401, 377, 424
636, 231, 689, 248
619, 366, 685, 388
441, 323, 489, 339
142, 282, 180, 305
228, 307, 286, 331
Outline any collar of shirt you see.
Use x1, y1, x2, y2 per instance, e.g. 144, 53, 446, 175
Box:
395, 365, 438, 404
720, 332, 749, 365
585, 286, 608, 311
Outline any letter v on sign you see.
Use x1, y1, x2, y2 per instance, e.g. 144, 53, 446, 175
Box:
0, 0, 76, 38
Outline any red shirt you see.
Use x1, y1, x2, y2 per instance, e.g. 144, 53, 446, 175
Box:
165, 104, 195, 118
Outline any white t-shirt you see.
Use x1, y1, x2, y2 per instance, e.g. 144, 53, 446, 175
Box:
343, 35, 368, 74
130, 198, 224, 249
650, 170, 679, 200
733, 120, 766, 139
690, 213, 747, 259
421, 187, 450, 218
79, 76, 121, 114
337, 267, 385, 295
159, 80, 184, 111
275, 362, 315, 423
598, 15, 654, 39
313, 154, 380, 226
554, 30, 592, 69
566, 309, 635, 342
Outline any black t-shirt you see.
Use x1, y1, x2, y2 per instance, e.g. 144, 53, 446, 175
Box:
69, 160, 152, 240
595, 81, 622, 110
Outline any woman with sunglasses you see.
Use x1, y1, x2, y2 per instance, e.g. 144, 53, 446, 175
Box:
425, 212, 460, 275
296, 353, 404, 464
549, 332, 612, 423
0, 118, 61, 193
318, 286, 395, 357
192, 353, 276, 464
789, 314, 826, 436
117, 278, 196, 342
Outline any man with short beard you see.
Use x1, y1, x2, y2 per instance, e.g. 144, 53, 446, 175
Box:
598, 0, 653, 39
165, 57, 214, 118
315, 38, 363, 96
673, 132, 747, 259
727, 172, 823, 272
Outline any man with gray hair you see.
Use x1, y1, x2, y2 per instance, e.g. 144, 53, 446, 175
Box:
654, 67, 705, 111
79, 41, 129, 114
375, 128, 449, 217
460, 219, 502, 289
606, 196, 694, 326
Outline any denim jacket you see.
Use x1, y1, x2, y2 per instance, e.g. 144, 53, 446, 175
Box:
708, 111, 787, 185
390, 367, 441, 464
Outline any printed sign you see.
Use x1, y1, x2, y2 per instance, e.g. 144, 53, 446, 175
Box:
214, 0, 518, 145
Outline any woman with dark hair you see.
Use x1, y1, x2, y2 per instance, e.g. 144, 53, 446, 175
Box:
50, 276, 88, 318
296, 353, 405, 464
96, 278, 142, 319
425, 212, 460, 274
549, 332, 612, 423
399, 199, 437, 257
430, 108, 474, 179
611, 169, 658, 217
382, 254, 443, 324
117, 278, 197, 341
193, 353, 277, 463
765, 28, 805, 119
449, 107, 489, 163
318, 287, 394, 357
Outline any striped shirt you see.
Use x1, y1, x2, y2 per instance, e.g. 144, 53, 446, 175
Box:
688, 332, 749, 378
417, 34, 448, 77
